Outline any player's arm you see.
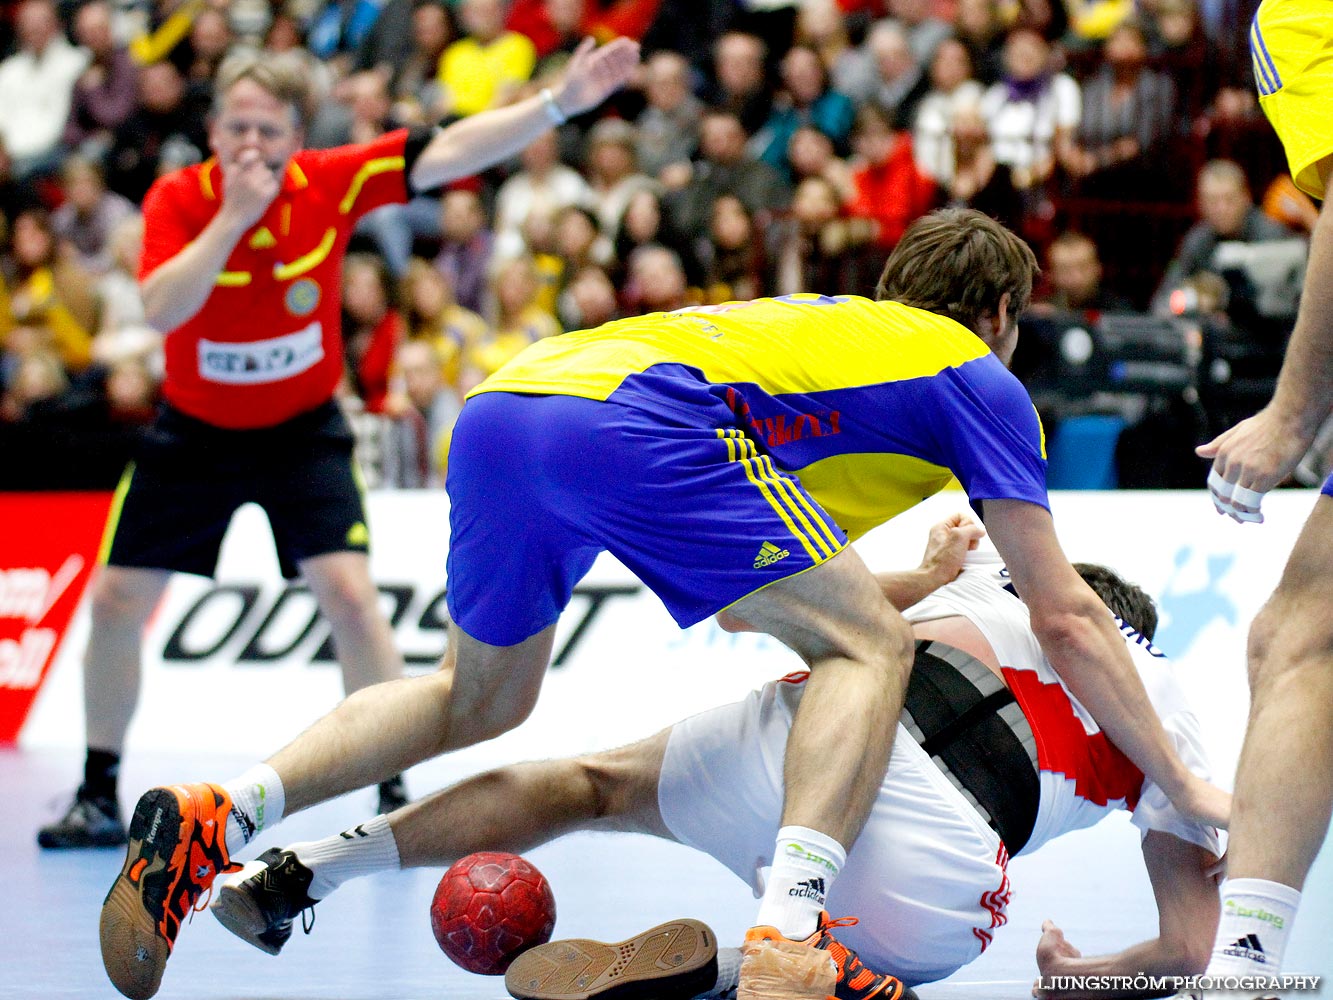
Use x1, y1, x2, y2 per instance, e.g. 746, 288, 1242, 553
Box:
141, 149, 279, 331
1198, 154, 1333, 518
1032, 831, 1220, 999
409, 36, 638, 191
983, 499, 1230, 829
874, 513, 985, 610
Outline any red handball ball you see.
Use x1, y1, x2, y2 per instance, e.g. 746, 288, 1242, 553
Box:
430, 851, 557, 975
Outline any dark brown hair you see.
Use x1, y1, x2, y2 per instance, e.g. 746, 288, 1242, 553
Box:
875, 208, 1038, 330
1074, 562, 1159, 641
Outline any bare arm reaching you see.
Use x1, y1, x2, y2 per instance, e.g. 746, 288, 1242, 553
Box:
875, 514, 985, 610
410, 37, 639, 190
983, 499, 1230, 829
1197, 155, 1333, 522
1032, 831, 1220, 999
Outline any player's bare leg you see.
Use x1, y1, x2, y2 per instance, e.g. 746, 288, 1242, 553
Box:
83, 567, 173, 755
390, 728, 674, 866
722, 546, 917, 1000
301, 550, 413, 809
38, 566, 171, 849
269, 622, 557, 812
211, 728, 673, 954
1204, 498, 1333, 979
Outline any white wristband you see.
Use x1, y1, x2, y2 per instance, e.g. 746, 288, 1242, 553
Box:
540, 88, 568, 125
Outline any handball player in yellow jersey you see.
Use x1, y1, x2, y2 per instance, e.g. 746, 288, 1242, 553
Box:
101, 208, 1228, 1000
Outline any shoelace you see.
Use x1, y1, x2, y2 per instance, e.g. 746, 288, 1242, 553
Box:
188, 860, 242, 923
816, 917, 881, 989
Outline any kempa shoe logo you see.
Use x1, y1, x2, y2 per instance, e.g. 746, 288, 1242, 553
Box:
1224, 900, 1285, 928
789, 877, 826, 900
754, 542, 791, 568
1221, 934, 1268, 964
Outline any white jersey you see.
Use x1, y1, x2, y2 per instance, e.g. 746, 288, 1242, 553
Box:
659, 544, 1219, 984
904, 546, 1221, 858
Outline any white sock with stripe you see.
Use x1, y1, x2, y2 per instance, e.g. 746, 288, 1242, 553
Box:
754, 826, 846, 939
290, 815, 401, 900
221, 764, 285, 848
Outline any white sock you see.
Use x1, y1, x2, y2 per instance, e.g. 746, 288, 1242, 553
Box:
221, 764, 285, 848
754, 826, 846, 939
290, 814, 401, 900
1206, 877, 1301, 976
699, 947, 742, 997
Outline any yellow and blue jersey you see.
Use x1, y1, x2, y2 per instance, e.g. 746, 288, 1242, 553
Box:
1251, 0, 1333, 199
473, 294, 1048, 541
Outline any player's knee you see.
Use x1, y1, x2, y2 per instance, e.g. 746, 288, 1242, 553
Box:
445, 675, 537, 745
1246, 597, 1333, 693
843, 608, 914, 682
316, 573, 382, 632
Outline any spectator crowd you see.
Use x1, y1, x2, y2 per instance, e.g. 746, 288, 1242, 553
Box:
1, 0, 1322, 490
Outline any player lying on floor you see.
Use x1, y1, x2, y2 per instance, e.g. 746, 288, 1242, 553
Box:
212, 521, 1223, 1000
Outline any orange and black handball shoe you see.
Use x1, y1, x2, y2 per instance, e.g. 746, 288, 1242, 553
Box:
743, 913, 919, 1000
99, 784, 242, 1000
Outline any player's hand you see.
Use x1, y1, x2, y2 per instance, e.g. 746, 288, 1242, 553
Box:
553, 36, 640, 118
1172, 774, 1230, 831
1196, 405, 1311, 524
220, 147, 281, 230
1032, 920, 1081, 997
918, 513, 985, 590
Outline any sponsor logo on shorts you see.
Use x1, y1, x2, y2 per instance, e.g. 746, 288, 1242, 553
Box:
198, 322, 324, 385
1221, 934, 1269, 965
754, 541, 791, 569
788, 877, 826, 901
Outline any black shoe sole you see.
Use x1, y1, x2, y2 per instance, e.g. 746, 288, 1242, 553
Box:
505, 919, 717, 1000
100, 788, 185, 1000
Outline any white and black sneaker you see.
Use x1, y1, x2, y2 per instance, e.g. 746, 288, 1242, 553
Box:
377, 774, 409, 814
212, 848, 319, 955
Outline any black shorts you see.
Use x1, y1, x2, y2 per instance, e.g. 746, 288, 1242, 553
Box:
104, 401, 368, 579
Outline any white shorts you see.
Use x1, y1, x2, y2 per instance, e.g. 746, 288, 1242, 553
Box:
658, 674, 1013, 985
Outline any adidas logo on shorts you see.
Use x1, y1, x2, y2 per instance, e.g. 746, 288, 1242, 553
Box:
754, 541, 791, 569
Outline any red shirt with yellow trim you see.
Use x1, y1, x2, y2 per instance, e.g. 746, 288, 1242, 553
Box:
140, 129, 412, 429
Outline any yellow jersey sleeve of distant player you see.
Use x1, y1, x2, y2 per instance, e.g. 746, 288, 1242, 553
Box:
1252, 0, 1333, 200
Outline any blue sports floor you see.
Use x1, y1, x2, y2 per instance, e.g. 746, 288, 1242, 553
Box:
5, 747, 1332, 1000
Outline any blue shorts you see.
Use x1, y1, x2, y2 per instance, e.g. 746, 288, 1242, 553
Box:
444, 389, 848, 646
1324, 471, 1333, 498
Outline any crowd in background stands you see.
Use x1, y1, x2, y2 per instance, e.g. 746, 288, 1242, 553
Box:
0, 0, 1318, 490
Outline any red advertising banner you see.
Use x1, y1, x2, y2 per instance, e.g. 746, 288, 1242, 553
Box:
0, 492, 112, 744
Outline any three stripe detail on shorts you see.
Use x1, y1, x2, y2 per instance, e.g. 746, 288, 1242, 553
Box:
716, 428, 842, 564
